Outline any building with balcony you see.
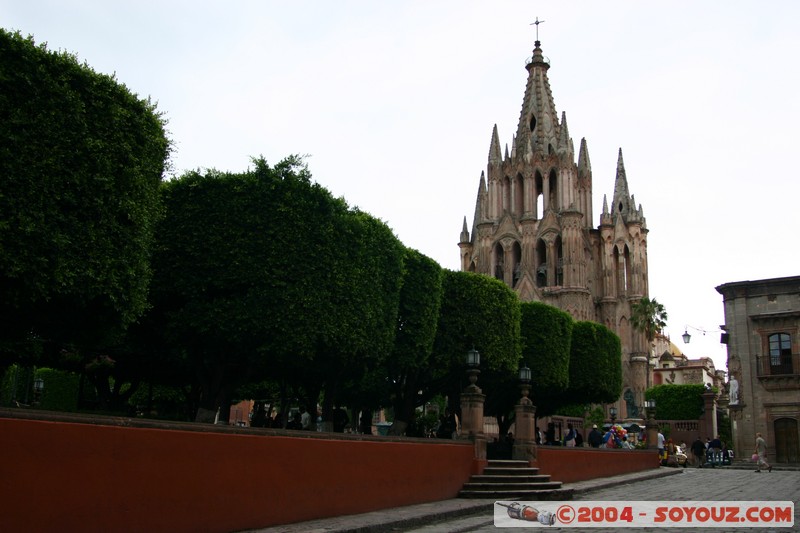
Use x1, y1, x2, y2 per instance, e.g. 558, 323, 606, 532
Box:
716, 276, 800, 464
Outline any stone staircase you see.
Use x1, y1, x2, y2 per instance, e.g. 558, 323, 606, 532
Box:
458, 460, 573, 500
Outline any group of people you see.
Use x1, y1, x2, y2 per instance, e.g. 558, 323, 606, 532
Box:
684, 434, 729, 468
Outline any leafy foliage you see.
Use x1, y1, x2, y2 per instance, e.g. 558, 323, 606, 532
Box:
433, 271, 520, 381
645, 384, 706, 420
0, 30, 170, 358
385, 249, 443, 427
35, 368, 80, 411
431, 271, 520, 420
151, 156, 405, 420
568, 321, 623, 405
630, 297, 668, 343
519, 301, 573, 415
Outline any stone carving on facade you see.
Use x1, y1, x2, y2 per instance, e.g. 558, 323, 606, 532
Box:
728, 375, 739, 405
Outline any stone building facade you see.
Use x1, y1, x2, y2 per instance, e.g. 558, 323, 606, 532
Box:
716, 276, 800, 464
652, 334, 725, 389
458, 38, 650, 419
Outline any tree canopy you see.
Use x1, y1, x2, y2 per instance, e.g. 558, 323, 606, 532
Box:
519, 301, 573, 416
567, 320, 623, 406
151, 157, 405, 420
0, 29, 170, 365
385, 248, 443, 432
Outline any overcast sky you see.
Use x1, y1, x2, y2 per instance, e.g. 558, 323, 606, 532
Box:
5, 1, 799, 372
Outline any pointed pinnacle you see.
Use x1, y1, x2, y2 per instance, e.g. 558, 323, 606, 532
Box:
489, 124, 502, 162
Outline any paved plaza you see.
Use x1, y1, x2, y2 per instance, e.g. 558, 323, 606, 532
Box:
251, 467, 799, 533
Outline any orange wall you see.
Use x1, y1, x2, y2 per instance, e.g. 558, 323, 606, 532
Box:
0, 417, 474, 532
536, 446, 660, 483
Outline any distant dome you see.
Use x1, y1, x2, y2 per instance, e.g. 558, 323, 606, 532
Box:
660, 350, 675, 362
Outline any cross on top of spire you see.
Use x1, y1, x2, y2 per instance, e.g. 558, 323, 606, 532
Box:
530, 17, 545, 43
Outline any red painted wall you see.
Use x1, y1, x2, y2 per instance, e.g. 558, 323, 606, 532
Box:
0, 416, 474, 532
536, 446, 660, 483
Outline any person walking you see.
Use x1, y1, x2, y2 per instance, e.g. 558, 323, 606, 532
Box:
563, 423, 577, 447
709, 435, 723, 467
754, 432, 772, 473
657, 430, 666, 463
691, 436, 706, 468
588, 424, 603, 448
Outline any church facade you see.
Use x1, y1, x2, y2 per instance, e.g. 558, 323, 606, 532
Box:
458, 39, 650, 419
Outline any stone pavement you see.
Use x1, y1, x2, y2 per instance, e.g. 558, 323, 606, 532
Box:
397, 466, 800, 533
247, 468, 684, 533
247, 465, 799, 533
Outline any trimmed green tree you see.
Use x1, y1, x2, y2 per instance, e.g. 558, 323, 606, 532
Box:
152, 157, 405, 423
152, 157, 341, 421
384, 248, 443, 435
567, 321, 623, 406
519, 301, 573, 416
431, 271, 521, 415
313, 208, 405, 429
0, 30, 170, 366
645, 384, 706, 420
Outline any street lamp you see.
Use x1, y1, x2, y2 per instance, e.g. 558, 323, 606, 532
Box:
609, 406, 617, 425
644, 399, 656, 420
465, 348, 480, 386
33, 377, 44, 406
466, 347, 480, 368
518, 366, 531, 404
682, 324, 720, 344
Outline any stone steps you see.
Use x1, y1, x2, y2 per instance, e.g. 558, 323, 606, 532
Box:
458, 460, 572, 500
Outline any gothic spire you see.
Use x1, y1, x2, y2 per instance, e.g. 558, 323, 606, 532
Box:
557, 111, 572, 159
578, 138, 592, 180
489, 124, 502, 163
610, 148, 645, 226
611, 148, 633, 217
514, 39, 559, 161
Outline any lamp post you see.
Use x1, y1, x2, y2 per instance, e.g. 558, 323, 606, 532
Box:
644, 399, 658, 450
682, 324, 722, 344
460, 348, 486, 460
33, 377, 44, 406
466, 347, 480, 386
645, 399, 656, 419
518, 366, 531, 404
513, 365, 537, 462
609, 406, 617, 425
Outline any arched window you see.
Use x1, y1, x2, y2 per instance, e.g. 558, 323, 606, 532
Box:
503, 176, 512, 213
768, 333, 793, 374
514, 173, 524, 216
555, 236, 563, 286
493, 242, 505, 281
536, 239, 547, 287
548, 169, 558, 212
623, 244, 632, 293
512, 241, 522, 287
535, 171, 544, 218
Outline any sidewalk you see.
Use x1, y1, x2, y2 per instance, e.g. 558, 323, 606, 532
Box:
247, 468, 683, 533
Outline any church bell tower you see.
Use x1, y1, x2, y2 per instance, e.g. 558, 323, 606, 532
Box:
458, 36, 651, 418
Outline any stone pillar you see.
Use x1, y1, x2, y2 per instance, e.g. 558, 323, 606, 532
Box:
460, 370, 487, 461
512, 395, 537, 462
700, 390, 718, 440
645, 417, 659, 450
629, 354, 648, 410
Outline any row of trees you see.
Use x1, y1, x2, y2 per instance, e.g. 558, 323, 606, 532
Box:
0, 29, 624, 432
